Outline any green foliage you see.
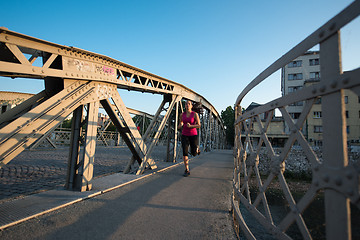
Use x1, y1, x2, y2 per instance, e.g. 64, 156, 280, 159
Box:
221, 106, 235, 147
61, 118, 72, 129
107, 122, 117, 132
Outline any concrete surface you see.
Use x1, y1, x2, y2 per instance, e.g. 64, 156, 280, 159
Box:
0, 150, 237, 240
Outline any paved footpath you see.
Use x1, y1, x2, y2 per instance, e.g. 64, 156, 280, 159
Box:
0, 150, 237, 240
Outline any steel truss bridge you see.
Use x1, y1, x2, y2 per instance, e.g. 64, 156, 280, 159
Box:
0, 27, 225, 192
233, 1, 360, 240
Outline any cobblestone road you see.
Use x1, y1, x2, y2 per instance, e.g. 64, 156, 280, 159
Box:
0, 146, 167, 203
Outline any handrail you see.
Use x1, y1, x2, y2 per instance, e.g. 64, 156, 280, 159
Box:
232, 1, 360, 239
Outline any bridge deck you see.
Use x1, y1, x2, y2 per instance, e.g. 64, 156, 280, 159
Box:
0, 150, 236, 239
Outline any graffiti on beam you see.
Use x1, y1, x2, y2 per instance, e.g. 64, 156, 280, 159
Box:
64, 57, 116, 79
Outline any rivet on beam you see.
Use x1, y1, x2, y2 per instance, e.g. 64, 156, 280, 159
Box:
346, 171, 353, 180
329, 22, 336, 31
323, 174, 329, 183
330, 81, 337, 88
313, 180, 319, 187
335, 177, 342, 186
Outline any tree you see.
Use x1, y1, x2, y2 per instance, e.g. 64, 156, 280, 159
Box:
221, 106, 235, 147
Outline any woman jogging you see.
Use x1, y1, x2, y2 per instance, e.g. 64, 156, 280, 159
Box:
178, 100, 201, 177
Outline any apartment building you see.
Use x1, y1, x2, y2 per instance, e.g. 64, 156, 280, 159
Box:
282, 51, 360, 146
281, 51, 320, 120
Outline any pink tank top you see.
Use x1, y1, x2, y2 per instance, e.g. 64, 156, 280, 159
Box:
182, 111, 198, 136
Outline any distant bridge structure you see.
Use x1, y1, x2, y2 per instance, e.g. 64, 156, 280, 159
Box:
233, 1, 360, 240
0, 28, 225, 192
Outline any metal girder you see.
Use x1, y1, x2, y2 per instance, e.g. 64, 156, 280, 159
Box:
65, 105, 84, 190
101, 99, 147, 168
0, 27, 223, 125
166, 99, 181, 163
136, 95, 181, 174
0, 80, 106, 168
203, 111, 213, 152
80, 101, 100, 191
65, 100, 102, 191
29, 122, 60, 150
232, 1, 360, 239
123, 95, 169, 173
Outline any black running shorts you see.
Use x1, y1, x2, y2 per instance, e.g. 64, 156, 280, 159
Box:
181, 134, 199, 157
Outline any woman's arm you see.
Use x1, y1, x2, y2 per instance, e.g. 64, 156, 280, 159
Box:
178, 114, 183, 129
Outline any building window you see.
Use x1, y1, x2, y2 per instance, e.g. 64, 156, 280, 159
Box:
314, 125, 323, 133
313, 111, 322, 118
346, 111, 349, 118
288, 60, 302, 68
1, 105, 7, 114
345, 96, 348, 104
288, 73, 303, 80
309, 58, 320, 66
310, 72, 321, 80
288, 86, 303, 93
290, 101, 304, 106
290, 112, 301, 119
347, 126, 350, 134
314, 140, 323, 147
315, 97, 321, 104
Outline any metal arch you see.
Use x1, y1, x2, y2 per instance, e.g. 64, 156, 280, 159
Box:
0, 28, 225, 192
0, 27, 221, 113
232, 1, 360, 240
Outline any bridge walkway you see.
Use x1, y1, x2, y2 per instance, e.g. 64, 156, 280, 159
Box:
0, 150, 236, 240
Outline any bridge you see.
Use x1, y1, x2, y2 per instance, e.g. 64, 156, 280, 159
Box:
0, 1, 360, 239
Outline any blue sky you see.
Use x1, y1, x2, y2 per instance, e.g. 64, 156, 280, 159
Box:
1, 0, 359, 115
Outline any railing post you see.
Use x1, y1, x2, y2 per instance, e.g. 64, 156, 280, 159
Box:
234, 104, 242, 189
166, 98, 180, 162
320, 31, 351, 239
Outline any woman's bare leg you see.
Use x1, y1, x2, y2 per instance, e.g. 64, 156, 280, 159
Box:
183, 155, 189, 172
